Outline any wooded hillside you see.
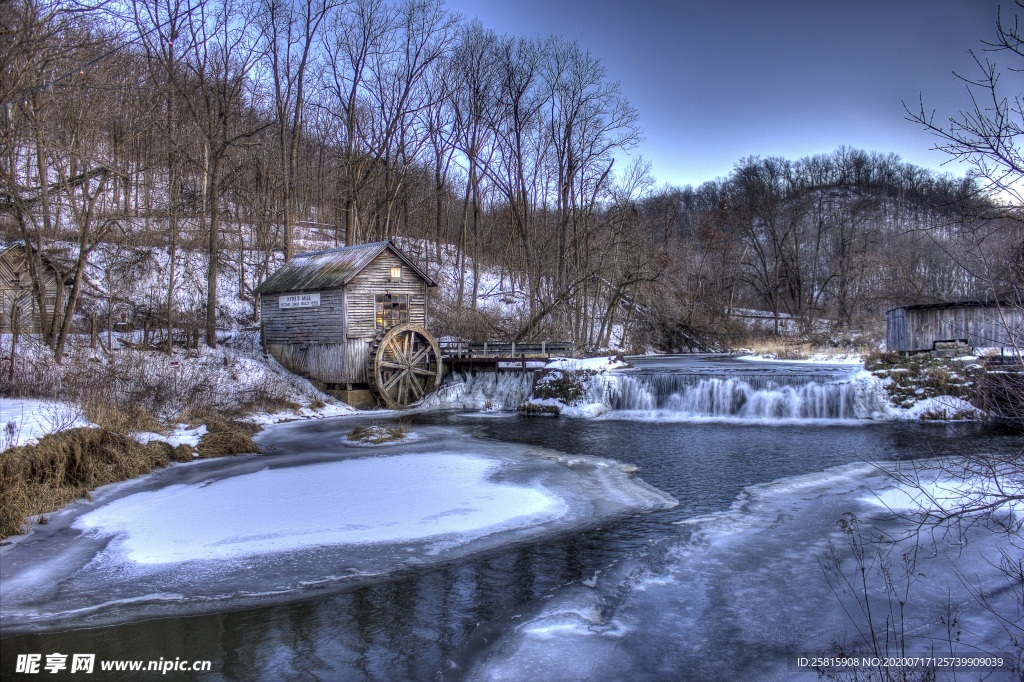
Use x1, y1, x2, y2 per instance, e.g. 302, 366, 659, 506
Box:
3, 0, 1021, 357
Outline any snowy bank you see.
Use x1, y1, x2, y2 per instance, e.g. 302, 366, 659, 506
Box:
0, 399, 95, 450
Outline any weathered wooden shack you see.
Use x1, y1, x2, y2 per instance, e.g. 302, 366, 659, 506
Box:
0, 244, 67, 333
255, 240, 441, 409
886, 301, 1024, 353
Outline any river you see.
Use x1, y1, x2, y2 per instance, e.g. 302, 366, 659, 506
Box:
1, 356, 1020, 680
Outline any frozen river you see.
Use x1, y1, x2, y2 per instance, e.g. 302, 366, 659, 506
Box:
2, 356, 1021, 680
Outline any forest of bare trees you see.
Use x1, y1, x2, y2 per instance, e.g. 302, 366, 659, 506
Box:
2, 0, 1021, 357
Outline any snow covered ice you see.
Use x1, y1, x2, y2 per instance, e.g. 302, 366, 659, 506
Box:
74, 453, 564, 564
0, 420, 675, 632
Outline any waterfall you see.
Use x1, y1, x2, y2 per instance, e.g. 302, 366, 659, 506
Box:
605, 371, 885, 420
427, 360, 890, 421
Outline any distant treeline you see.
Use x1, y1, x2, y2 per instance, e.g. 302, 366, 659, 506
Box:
2, 0, 1019, 356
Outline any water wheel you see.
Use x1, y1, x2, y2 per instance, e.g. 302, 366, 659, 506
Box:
367, 323, 442, 409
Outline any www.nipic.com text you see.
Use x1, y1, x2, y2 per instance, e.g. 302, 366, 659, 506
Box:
15, 653, 213, 674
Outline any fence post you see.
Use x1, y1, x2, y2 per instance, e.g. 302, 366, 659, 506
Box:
511, 342, 515, 357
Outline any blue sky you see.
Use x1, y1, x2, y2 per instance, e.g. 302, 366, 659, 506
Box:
445, 0, 1013, 188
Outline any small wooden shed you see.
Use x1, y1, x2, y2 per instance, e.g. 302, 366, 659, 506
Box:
255, 240, 441, 408
0, 243, 67, 333
886, 300, 1024, 353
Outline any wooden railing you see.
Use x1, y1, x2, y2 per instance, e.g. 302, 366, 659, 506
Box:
439, 341, 575, 359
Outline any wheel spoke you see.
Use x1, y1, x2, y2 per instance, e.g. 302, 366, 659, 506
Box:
408, 375, 423, 399
379, 360, 405, 370
382, 369, 406, 392
386, 337, 408, 365
409, 347, 431, 367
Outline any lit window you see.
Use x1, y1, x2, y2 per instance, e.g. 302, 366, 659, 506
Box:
375, 294, 409, 328
390, 266, 402, 281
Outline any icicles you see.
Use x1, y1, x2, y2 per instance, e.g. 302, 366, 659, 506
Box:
427, 371, 535, 410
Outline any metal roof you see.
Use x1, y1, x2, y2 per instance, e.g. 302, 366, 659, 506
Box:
254, 240, 436, 295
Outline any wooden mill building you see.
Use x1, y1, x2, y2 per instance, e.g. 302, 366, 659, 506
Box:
255, 240, 442, 409
886, 300, 1024, 354
0, 243, 68, 333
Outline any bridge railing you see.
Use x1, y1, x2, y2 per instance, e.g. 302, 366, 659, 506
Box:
439, 341, 575, 359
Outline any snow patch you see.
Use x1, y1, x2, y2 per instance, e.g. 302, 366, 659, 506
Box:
0, 399, 95, 450
74, 453, 563, 564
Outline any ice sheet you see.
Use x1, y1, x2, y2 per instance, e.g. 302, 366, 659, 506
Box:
74, 453, 561, 564
0, 424, 676, 632
468, 461, 1023, 681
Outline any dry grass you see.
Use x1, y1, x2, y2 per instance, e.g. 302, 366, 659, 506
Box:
0, 428, 194, 538
347, 423, 409, 444
82, 398, 164, 435
195, 415, 261, 458
740, 338, 812, 359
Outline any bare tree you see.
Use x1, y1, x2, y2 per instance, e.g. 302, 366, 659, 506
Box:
175, 0, 265, 347
907, 2, 1024, 206
257, 0, 340, 261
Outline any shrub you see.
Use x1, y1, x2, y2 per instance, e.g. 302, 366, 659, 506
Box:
532, 369, 597, 406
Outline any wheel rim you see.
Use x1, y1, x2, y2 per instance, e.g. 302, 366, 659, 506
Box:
369, 324, 441, 409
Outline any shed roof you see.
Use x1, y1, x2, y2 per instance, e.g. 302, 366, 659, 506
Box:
254, 240, 436, 295
887, 296, 1020, 314
0, 242, 74, 282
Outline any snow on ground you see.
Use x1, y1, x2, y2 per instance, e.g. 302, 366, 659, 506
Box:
243, 400, 356, 426
0, 399, 95, 449
886, 395, 985, 421
736, 353, 863, 365
1, 331, 355, 452
133, 424, 207, 448
74, 453, 563, 564
544, 356, 629, 371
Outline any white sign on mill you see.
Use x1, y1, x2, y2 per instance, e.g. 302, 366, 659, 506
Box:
279, 292, 321, 309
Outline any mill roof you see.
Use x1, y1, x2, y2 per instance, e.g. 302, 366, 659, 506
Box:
254, 240, 436, 295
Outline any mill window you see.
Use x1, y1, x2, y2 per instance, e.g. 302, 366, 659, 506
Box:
375, 294, 409, 329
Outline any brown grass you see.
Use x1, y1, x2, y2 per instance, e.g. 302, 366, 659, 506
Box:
196, 416, 260, 458
347, 423, 409, 444
82, 398, 164, 435
0, 428, 194, 538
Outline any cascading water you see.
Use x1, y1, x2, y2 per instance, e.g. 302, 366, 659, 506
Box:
603, 363, 887, 420
432, 355, 890, 421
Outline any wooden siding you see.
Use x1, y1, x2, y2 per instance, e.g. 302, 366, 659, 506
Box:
885, 308, 908, 351
344, 252, 427, 339
887, 305, 1024, 352
265, 339, 370, 384
0, 246, 61, 332
261, 289, 346, 344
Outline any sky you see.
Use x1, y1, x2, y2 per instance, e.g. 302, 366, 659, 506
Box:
444, 0, 1015, 189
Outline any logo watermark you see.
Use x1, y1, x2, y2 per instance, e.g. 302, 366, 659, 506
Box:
15, 653, 212, 674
